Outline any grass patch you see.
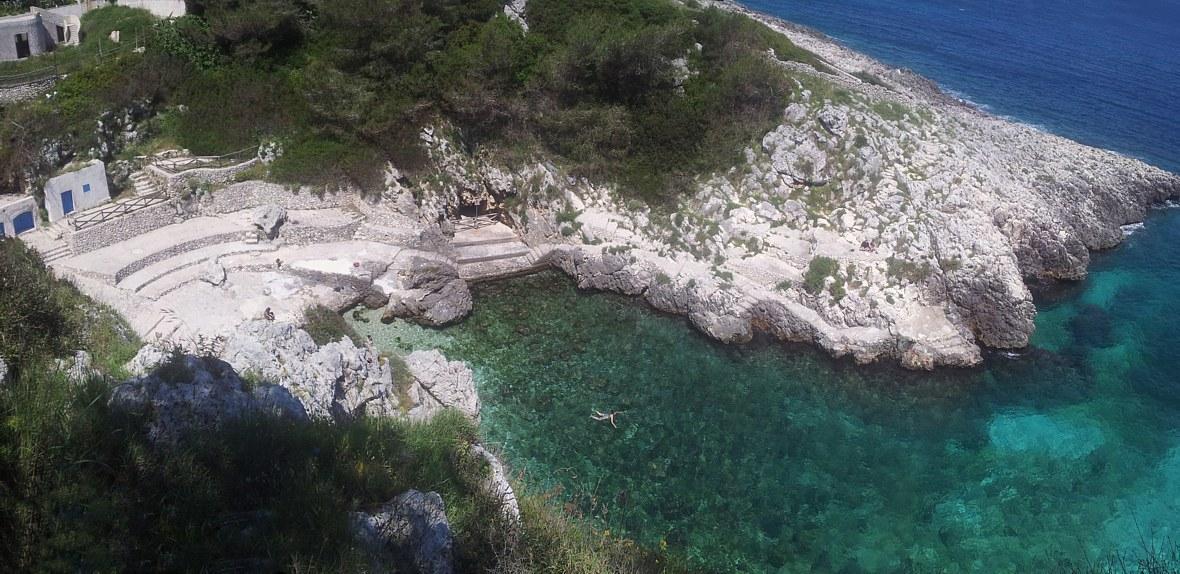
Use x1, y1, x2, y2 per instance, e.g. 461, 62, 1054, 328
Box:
303, 305, 362, 346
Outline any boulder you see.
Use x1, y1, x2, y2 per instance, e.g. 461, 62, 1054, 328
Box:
219, 321, 400, 420
404, 350, 480, 422
351, 490, 454, 574
381, 258, 472, 327
817, 104, 848, 137
199, 259, 227, 286
109, 354, 308, 444
253, 205, 287, 240
126, 344, 171, 377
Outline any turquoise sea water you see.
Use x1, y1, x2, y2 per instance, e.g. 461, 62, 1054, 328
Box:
348, 210, 1180, 572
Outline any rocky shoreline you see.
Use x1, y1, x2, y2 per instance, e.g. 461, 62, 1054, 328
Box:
398, 0, 1180, 369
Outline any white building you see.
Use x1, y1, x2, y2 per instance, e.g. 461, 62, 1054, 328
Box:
0, 6, 81, 61
44, 159, 111, 223
0, 194, 38, 237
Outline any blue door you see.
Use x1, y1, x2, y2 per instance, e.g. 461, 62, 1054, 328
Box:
13, 211, 35, 234
61, 190, 74, 215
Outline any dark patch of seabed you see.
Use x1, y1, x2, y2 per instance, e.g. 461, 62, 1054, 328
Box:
348, 210, 1180, 573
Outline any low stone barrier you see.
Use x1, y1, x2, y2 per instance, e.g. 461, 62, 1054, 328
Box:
0, 77, 56, 104
151, 160, 262, 197
283, 218, 363, 245
70, 200, 180, 255
198, 181, 355, 215
113, 231, 246, 284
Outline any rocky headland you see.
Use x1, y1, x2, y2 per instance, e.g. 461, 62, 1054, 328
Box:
391, 0, 1180, 369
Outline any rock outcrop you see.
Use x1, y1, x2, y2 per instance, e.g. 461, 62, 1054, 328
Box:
417, 1, 1180, 369
110, 354, 309, 443
253, 205, 287, 240
351, 490, 455, 574
378, 258, 472, 327
403, 350, 480, 422
218, 321, 400, 420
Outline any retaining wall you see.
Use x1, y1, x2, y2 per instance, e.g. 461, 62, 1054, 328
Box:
0, 77, 56, 104
69, 199, 179, 255
150, 159, 261, 197
197, 180, 355, 214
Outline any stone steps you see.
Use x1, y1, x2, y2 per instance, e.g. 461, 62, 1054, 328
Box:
130, 170, 162, 197
450, 221, 544, 281
118, 240, 276, 297
39, 244, 72, 263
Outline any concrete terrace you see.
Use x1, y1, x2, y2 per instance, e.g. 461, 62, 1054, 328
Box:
37, 186, 539, 346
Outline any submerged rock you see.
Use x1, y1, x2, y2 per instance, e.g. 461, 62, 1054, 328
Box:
987, 410, 1105, 459
351, 490, 454, 574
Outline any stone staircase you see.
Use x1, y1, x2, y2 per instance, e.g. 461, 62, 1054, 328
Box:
39, 243, 73, 264
452, 221, 543, 281
117, 239, 277, 300
130, 170, 163, 196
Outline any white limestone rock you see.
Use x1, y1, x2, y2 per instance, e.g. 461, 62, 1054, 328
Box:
404, 350, 480, 422
218, 321, 399, 420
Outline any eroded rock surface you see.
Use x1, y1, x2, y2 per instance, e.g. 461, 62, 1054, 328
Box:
110, 354, 308, 443
379, 258, 472, 327
219, 321, 400, 420
413, 2, 1180, 369
351, 490, 454, 574
403, 350, 480, 422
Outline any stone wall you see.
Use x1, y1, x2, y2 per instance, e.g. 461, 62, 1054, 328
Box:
198, 180, 355, 215
113, 231, 245, 284
150, 160, 262, 197
282, 219, 363, 246
0, 77, 56, 104
69, 199, 180, 255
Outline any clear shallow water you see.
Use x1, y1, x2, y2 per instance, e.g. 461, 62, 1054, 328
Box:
349, 210, 1180, 572
742, 0, 1180, 172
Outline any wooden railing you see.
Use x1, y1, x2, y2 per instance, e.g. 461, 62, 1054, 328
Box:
70, 191, 170, 231
154, 146, 259, 174
0, 66, 59, 89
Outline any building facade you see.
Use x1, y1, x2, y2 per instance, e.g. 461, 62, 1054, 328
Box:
0, 7, 80, 62
0, 194, 38, 237
45, 160, 111, 223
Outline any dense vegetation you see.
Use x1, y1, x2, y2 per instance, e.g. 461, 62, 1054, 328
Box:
0, 238, 692, 571
1, 0, 824, 204
0, 0, 71, 17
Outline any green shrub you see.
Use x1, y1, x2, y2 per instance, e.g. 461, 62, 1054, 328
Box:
303, 305, 362, 346
803, 256, 839, 295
